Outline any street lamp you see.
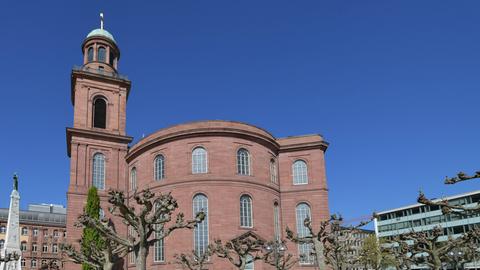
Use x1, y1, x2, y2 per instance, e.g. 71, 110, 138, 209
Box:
448, 249, 463, 270
264, 241, 288, 270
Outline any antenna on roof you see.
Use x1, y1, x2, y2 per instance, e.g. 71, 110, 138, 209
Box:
100, 12, 104, 29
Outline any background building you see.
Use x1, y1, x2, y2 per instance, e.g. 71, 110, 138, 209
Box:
374, 190, 480, 269
65, 23, 331, 269
0, 204, 66, 270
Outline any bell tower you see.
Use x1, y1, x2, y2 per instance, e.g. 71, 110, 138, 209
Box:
65, 14, 132, 269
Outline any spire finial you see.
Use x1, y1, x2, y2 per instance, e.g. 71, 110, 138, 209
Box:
100, 12, 104, 30
13, 173, 18, 191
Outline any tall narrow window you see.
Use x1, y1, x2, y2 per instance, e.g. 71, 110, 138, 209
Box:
98, 47, 106, 62
154, 155, 165, 180
92, 153, 105, 190
93, 98, 107, 129
237, 148, 250, 175
130, 167, 137, 190
193, 194, 209, 256
154, 203, 165, 262
0, 240, 5, 250
270, 159, 278, 184
109, 51, 115, 65
245, 254, 254, 270
274, 202, 280, 242
153, 227, 164, 262
31, 259, 37, 268
128, 226, 136, 264
240, 195, 253, 228
87, 47, 94, 62
192, 147, 207, 174
293, 160, 308, 185
296, 203, 313, 264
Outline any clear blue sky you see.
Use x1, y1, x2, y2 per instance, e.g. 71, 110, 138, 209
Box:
0, 1, 479, 222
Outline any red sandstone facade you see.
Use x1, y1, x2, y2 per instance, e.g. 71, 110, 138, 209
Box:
66, 25, 330, 270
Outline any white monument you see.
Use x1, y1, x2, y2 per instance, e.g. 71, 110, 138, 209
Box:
0, 175, 22, 270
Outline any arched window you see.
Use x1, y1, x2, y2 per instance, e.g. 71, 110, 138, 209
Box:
21, 258, 25, 267
31, 259, 37, 268
21, 241, 27, 251
237, 148, 250, 175
193, 194, 209, 256
296, 203, 313, 264
92, 153, 105, 190
270, 159, 278, 183
274, 202, 280, 241
154, 155, 165, 180
293, 160, 308, 185
87, 47, 94, 62
98, 47, 106, 62
21, 227, 28, 235
93, 97, 107, 129
192, 147, 207, 174
240, 195, 253, 228
130, 167, 137, 190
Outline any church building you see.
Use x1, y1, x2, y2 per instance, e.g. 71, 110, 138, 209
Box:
66, 20, 330, 270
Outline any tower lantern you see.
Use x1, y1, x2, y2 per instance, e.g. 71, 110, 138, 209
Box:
81, 13, 120, 73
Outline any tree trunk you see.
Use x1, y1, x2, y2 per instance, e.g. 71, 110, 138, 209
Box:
102, 261, 113, 270
313, 239, 327, 270
135, 244, 148, 270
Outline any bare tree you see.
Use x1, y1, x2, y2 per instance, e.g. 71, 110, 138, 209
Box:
286, 214, 373, 270
396, 226, 480, 270
62, 219, 127, 270
263, 240, 300, 270
76, 189, 204, 270
418, 170, 480, 215
174, 246, 214, 270
210, 231, 265, 270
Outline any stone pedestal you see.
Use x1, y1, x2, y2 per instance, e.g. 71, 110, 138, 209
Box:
0, 189, 22, 270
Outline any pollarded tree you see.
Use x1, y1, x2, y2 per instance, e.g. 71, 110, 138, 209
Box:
262, 240, 300, 270
174, 246, 214, 270
210, 231, 265, 270
286, 214, 373, 270
77, 189, 205, 270
62, 218, 127, 270
418, 170, 480, 215
397, 226, 480, 270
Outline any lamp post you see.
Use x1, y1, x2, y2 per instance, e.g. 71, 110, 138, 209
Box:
264, 241, 287, 270
448, 249, 463, 270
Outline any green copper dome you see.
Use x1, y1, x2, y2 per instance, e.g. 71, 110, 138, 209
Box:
86, 28, 116, 44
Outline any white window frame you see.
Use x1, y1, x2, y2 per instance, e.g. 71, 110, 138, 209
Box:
296, 203, 314, 264
154, 155, 165, 181
92, 153, 106, 190
237, 148, 251, 175
193, 194, 209, 256
240, 195, 253, 228
292, 160, 308, 185
192, 147, 208, 174
130, 167, 137, 190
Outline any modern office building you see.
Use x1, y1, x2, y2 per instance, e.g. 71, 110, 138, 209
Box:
0, 204, 66, 270
374, 190, 480, 269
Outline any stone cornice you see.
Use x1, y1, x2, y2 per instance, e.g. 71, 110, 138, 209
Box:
279, 140, 329, 153
126, 125, 280, 162
66, 127, 133, 157
70, 69, 131, 105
